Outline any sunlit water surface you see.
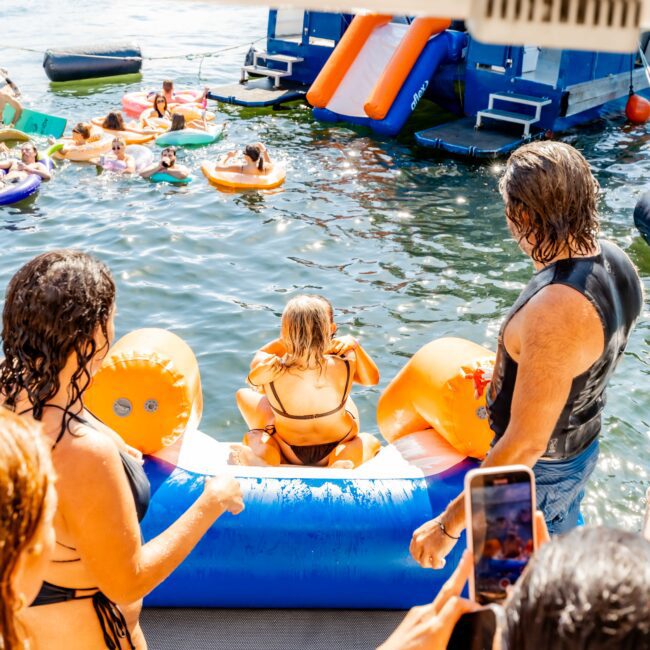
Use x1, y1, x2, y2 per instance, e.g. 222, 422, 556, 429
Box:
2, 0, 649, 530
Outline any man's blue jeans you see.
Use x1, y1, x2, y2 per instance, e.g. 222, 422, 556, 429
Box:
533, 438, 600, 535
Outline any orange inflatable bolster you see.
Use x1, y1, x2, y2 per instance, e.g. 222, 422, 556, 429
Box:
364, 17, 451, 121
377, 337, 495, 459
85, 329, 203, 455
306, 14, 392, 109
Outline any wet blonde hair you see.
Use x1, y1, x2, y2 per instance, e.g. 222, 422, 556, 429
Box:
0, 408, 53, 650
281, 295, 331, 370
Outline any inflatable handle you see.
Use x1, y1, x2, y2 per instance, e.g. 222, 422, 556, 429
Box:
45, 142, 64, 157
306, 14, 392, 109
364, 17, 451, 121
85, 329, 203, 454
150, 172, 192, 184
377, 337, 495, 459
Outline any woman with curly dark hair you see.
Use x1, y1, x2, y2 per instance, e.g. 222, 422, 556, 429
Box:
2, 250, 244, 649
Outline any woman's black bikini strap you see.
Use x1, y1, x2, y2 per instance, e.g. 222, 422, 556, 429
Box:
268, 359, 351, 420
17, 403, 85, 449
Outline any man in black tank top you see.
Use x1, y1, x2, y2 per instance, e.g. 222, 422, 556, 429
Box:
410, 142, 643, 570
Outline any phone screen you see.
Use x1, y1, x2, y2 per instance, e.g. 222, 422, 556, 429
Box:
470, 471, 534, 605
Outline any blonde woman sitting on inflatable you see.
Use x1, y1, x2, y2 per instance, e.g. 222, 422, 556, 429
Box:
231, 295, 381, 469
215, 142, 272, 176
98, 137, 136, 174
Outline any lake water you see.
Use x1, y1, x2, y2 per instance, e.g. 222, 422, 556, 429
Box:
2, 0, 648, 530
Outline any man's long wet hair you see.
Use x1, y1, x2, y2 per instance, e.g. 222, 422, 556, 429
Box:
0, 251, 115, 441
505, 526, 650, 649
499, 141, 600, 264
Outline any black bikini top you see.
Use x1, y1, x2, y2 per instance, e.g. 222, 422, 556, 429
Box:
268, 358, 351, 420
21, 405, 150, 522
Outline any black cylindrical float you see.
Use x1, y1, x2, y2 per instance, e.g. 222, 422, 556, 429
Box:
634, 191, 650, 245
43, 42, 142, 82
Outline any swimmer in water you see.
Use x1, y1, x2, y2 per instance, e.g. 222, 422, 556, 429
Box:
215, 142, 272, 176
140, 146, 190, 181
169, 113, 208, 133
0, 142, 51, 185
231, 294, 381, 468
59, 122, 100, 157
99, 137, 135, 174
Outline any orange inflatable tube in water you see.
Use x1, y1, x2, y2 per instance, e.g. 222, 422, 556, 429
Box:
364, 17, 451, 120
307, 14, 392, 109
85, 328, 203, 454
377, 337, 495, 459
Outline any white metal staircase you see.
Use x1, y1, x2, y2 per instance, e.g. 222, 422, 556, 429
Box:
475, 92, 552, 136
240, 51, 303, 88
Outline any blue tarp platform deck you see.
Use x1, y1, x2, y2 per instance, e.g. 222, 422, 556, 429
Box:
208, 78, 306, 107
141, 607, 403, 649
415, 116, 544, 158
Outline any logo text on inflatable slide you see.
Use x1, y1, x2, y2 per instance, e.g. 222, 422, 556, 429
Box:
411, 81, 430, 112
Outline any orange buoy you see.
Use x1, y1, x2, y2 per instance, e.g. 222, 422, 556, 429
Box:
377, 337, 495, 459
626, 93, 650, 124
85, 329, 203, 454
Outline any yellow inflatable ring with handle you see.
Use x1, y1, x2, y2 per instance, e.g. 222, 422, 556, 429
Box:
377, 337, 495, 459
201, 160, 286, 190
85, 328, 203, 454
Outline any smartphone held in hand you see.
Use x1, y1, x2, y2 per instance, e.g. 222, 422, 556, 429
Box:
464, 465, 536, 605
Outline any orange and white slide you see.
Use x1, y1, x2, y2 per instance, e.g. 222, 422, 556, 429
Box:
308, 15, 459, 136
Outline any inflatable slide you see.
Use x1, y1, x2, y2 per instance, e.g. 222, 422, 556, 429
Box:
307, 16, 465, 136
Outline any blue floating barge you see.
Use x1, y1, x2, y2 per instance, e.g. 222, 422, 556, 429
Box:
415, 41, 650, 157
210, 11, 650, 158
209, 10, 351, 107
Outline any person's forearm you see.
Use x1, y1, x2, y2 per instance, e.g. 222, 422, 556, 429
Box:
353, 343, 379, 385
440, 428, 548, 535
109, 493, 226, 603
30, 166, 50, 180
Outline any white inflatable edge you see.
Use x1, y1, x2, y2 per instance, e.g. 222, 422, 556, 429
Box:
153, 428, 467, 480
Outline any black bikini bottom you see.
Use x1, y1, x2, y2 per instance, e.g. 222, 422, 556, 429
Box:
250, 425, 353, 466
31, 581, 135, 650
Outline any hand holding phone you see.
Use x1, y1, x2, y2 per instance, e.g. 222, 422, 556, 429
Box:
465, 465, 537, 605
378, 552, 478, 650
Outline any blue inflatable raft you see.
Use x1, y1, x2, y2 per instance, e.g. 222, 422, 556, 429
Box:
0, 154, 54, 207
142, 428, 476, 608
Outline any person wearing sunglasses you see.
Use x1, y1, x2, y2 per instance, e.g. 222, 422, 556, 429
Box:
140, 93, 172, 131
140, 146, 189, 181
214, 142, 273, 176
99, 137, 136, 174
0, 142, 51, 185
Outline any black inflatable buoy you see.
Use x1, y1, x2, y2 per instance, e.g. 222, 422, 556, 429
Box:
43, 42, 142, 82
633, 191, 650, 245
